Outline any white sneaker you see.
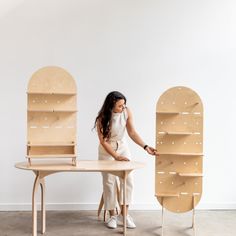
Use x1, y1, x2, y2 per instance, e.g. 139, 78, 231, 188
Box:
106, 216, 117, 229
117, 214, 136, 229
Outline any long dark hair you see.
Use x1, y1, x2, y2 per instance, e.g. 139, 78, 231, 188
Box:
94, 91, 126, 139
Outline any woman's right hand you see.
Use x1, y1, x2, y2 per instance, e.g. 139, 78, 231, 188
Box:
146, 146, 159, 156
115, 155, 130, 161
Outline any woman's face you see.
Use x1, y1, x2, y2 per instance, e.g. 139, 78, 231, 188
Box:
113, 99, 126, 113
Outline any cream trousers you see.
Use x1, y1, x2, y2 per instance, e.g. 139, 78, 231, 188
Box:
98, 140, 133, 210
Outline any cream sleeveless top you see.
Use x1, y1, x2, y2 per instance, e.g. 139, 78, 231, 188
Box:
109, 108, 128, 142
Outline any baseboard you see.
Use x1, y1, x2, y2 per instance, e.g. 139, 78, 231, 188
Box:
1, 202, 236, 211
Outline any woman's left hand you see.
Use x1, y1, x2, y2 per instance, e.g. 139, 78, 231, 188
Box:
146, 146, 159, 156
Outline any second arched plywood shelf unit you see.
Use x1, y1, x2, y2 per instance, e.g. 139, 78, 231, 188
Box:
27, 66, 78, 166
155, 86, 203, 235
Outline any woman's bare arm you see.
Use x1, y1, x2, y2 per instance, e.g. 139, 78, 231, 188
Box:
126, 107, 157, 155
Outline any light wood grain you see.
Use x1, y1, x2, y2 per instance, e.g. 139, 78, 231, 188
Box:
156, 86, 203, 213
27, 66, 77, 165
15, 160, 145, 172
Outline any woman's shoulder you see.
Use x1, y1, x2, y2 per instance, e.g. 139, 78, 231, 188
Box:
123, 107, 131, 120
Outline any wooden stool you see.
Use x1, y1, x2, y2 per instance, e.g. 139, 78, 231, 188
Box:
98, 179, 121, 222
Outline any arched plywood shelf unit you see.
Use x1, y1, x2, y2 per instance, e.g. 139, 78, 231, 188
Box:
27, 66, 77, 166
155, 86, 203, 235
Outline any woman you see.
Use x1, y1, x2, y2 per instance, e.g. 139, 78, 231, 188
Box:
94, 91, 157, 229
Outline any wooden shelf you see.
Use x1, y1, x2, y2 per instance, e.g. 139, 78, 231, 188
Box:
157, 111, 179, 114
156, 192, 201, 197
27, 66, 77, 166
178, 173, 203, 177
28, 109, 77, 112
26, 154, 76, 158
27, 143, 75, 147
156, 192, 180, 197
158, 131, 193, 135
27, 92, 76, 95
167, 131, 193, 135
156, 87, 203, 213
53, 110, 77, 112
157, 171, 177, 175
28, 109, 52, 112
157, 111, 202, 115
158, 152, 203, 156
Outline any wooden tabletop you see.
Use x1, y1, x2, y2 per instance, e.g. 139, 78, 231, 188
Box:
15, 160, 145, 172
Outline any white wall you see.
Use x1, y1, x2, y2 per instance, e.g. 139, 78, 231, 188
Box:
0, 0, 236, 210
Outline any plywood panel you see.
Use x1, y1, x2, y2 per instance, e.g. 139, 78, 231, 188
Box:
155, 86, 203, 213
27, 66, 77, 165
27, 66, 76, 94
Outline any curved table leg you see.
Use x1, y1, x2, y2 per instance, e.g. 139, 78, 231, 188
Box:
123, 171, 127, 236
40, 178, 46, 234
32, 172, 46, 236
32, 172, 40, 236
192, 195, 196, 236
161, 198, 164, 236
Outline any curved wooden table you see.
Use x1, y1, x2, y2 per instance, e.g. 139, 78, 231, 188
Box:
15, 160, 145, 236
